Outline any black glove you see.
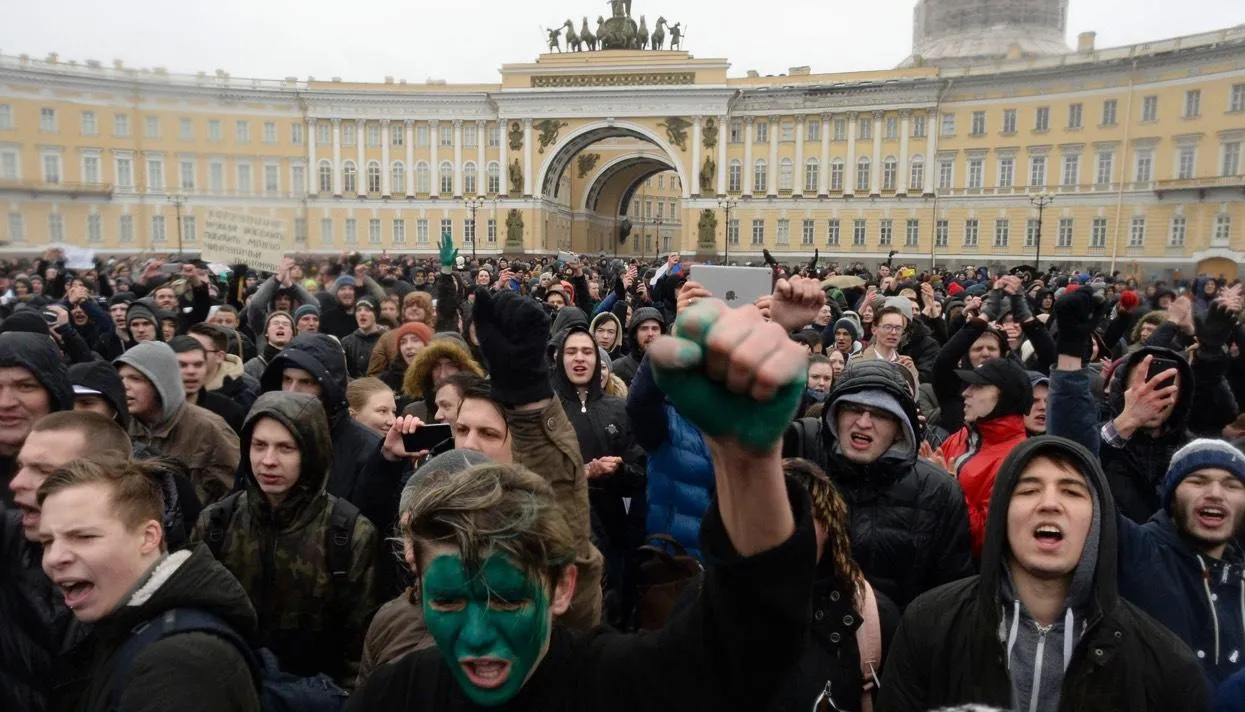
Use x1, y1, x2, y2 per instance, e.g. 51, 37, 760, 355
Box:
807, 249, 819, 273
1053, 290, 1102, 358
1197, 301, 1237, 351
981, 289, 1006, 322
472, 288, 554, 406
762, 249, 778, 268
1009, 292, 1034, 323
613, 275, 626, 299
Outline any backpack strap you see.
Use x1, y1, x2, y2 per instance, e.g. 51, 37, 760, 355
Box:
108, 607, 259, 712
204, 492, 242, 561
326, 496, 359, 604
855, 581, 883, 712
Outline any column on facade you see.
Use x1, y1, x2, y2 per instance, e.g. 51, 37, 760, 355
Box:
498, 120, 510, 197
522, 118, 533, 196
355, 120, 366, 197
381, 119, 391, 196
404, 120, 415, 198
845, 113, 857, 196
898, 111, 911, 194
453, 120, 464, 197
767, 115, 779, 196
870, 111, 883, 195
332, 119, 342, 196
475, 121, 485, 195
794, 116, 805, 194
691, 116, 702, 196
743, 118, 755, 194
716, 115, 728, 196
819, 113, 831, 195
924, 109, 937, 194
429, 120, 440, 198
306, 118, 317, 193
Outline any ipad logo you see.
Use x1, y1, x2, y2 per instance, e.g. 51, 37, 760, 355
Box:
724, 290, 737, 302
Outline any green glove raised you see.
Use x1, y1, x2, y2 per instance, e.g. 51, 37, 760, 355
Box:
438, 232, 458, 274
650, 300, 807, 453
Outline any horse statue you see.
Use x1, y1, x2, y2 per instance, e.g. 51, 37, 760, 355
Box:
650, 16, 666, 50
562, 19, 582, 52
546, 26, 563, 52
636, 15, 649, 50
580, 17, 597, 50
669, 22, 683, 50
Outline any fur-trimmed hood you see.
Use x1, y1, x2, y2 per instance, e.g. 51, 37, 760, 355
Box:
401, 337, 485, 398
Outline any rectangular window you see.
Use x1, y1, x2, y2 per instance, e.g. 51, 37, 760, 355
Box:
1062, 154, 1079, 187
115, 113, 130, 138
208, 120, 222, 141
1169, 215, 1187, 246
40, 108, 57, 132
115, 157, 133, 188
780, 121, 794, 142
291, 164, 305, 195
0, 149, 15, 180
48, 213, 64, 242
910, 160, 924, 192
755, 121, 769, 143
81, 111, 97, 136
830, 161, 843, 191
182, 215, 197, 244
1142, 96, 1159, 122
488, 125, 500, 148
751, 218, 765, 245
86, 214, 101, 243
1030, 155, 1047, 187
1096, 152, 1114, 185
1068, 103, 1083, 129
967, 158, 984, 189
912, 114, 927, 138
806, 119, 821, 141
885, 116, 898, 140
1057, 218, 1073, 248
388, 218, 406, 245
1231, 84, 1245, 113
317, 122, 331, 145
994, 218, 1009, 248
1091, 217, 1107, 248
464, 126, 478, 148
235, 121, 250, 143
294, 218, 307, 244
439, 124, 453, 147
180, 118, 193, 141
826, 219, 840, 246
6, 213, 23, 243
1185, 90, 1201, 118
935, 219, 949, 247
833, 119, 846, 141
264, 164, 279, 194
367, 124, 380, 148
440, 217, 453, 241
0, 104, 11, 130
487, 219, 497, 244
416, 125, 429, 146
970, 111, 986, 136
1035, 107, 1050, 131
1178, 147, 1196, 180
776, 218, 789, 246
727, 219, 740, 246
417, 218, 429, 245
1102, 99, 1118, 126
940, 113, 955, 137
853, 219, 867, 247
1135, 150, 1153, 183
1222, 141, 1241, 177
291, 122, 304, 145
145, 117, 160, 139
389, 124, 404, 147
1214, 214, 1232, 244
209, 162, 224, 192
151, 215, 166, 243
344, 218, 357, 244
1002, 109, 1017, 134
1026, 218, 1039, 248
879, 219, 893, 247
82, 155, 101, 184
342, 123, 356, 147
905, 219, 920, 247
998, 157, 1015, 188
43, 153, 62, 184
1129, 216, 1146, 247
237, 163, 252, 194
882, 160, 896, 191
369, 218, 381, 245
263, 122, 277, 144
964, 219, 979, 247
729, 121, 742, 144
320, 218, 333, 246
146, 158, 163, 190
801, 218, 815, 245
178, 160, 194, 190
463, 218, 475, 245
937, 160, 954, 191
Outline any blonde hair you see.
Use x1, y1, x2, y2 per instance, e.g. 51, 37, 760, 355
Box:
346, 377, 393, 412
402, 291, 435, 326
604, 373, 629, 399
783, 457, 862, 595
38, 456, 166, 549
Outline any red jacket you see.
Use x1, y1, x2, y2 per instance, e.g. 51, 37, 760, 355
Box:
940, 414, 1029, 557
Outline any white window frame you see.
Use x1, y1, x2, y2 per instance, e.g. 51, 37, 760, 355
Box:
1169, 215, 1187, 247
1057, 218, 1073, 248
1091, 218, 1107, 248
263, 122, 277, 144
1129, 216, 1146, 247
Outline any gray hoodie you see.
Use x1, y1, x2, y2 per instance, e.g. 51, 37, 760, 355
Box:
115, 341, 186, 426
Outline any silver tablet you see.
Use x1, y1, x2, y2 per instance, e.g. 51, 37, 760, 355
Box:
691, 265, 773, 308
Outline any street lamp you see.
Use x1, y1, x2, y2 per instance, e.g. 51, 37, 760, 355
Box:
718, 197, 738, 264
653, 217, 664, 256
168, 192, 186, 256
463, 196, 486, 262
1029, 191, 1054, 274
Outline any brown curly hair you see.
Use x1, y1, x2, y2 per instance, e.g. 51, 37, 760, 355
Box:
784, 457, 864, 597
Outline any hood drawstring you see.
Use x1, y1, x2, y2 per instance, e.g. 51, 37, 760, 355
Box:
1062, 607, 1075, 673
1003, 599, 1021, 670
1198, 554, 1221, 664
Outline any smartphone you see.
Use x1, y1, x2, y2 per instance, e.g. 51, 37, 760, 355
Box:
1146, 356, 1182, 389
403, 423, 454, 453
557, 251, 577, 265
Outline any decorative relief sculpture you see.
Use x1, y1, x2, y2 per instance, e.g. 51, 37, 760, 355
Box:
508, 121, 524, 151
702, 117, 718, 149
577, 153, 601, 178
506, 209, 525, 246
699, 155, 715, 193
534, 119, 568, 153
509, 158, 523, 194
658, 117, 691, 151
544, 3, 685, 52
697, 209, 717, 247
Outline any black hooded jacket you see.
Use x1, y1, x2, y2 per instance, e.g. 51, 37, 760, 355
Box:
783, 359, 974, 610
877, 437, 1208, 712
67, 360, 131, 428
610, 307, 665, 386
259, 333, 382, 503
0, 333, 74, 506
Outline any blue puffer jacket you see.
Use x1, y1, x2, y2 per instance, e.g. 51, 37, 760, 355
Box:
626, 356, 715, 560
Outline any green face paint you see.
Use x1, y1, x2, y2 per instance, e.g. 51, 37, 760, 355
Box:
422, 553, 552, 707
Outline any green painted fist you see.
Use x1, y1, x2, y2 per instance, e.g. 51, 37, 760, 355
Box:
650, 299, 807, 453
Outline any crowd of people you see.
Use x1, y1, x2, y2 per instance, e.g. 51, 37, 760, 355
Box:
0, 238, 1242, 712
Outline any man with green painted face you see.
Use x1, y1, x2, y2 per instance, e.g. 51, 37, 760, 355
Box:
348, 297, 820, 711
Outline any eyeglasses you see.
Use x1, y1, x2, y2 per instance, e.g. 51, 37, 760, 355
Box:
839, 402, 899, 424
875, 324, 904, 334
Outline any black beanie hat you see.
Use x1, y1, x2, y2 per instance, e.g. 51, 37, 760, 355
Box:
955, 357, 1033, 420
0, 309, 51, 336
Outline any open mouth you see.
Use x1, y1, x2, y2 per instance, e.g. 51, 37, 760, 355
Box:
58, 579, 95, 609
459, 658, 511, 689
1197, 506, 1228, 528
1034, 524, 1064, 548
847, 432, 874, 450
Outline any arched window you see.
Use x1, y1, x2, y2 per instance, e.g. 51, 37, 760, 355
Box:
753, 158, 767, 193
439, 161, 453, 194
804, 158, 820, 193
487, 161, 501, 194
343, 160, 358, 194
728, 159, 742, 193
830, 159, 845, 192
855, 157, 870, 193
909, 155, 925, 192
778, 158, 794, 191
882, 156, 898, 191
415, 161, 430, 194
366, 161, 381, 193
318, 159, 333, 194
464, 161, 478, 195
391, 161, 406, 194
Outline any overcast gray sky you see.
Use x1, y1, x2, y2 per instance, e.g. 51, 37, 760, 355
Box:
2, 0, 1242, 84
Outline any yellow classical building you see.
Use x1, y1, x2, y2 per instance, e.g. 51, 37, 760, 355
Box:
1, 0, 1243, 278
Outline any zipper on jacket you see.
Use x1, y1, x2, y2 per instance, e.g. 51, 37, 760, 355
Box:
1028, 622, 1051, 712
813, 680, 841, 712
579, 393, 588, 413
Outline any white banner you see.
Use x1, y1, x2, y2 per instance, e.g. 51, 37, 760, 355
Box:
201, 210, 286, 273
